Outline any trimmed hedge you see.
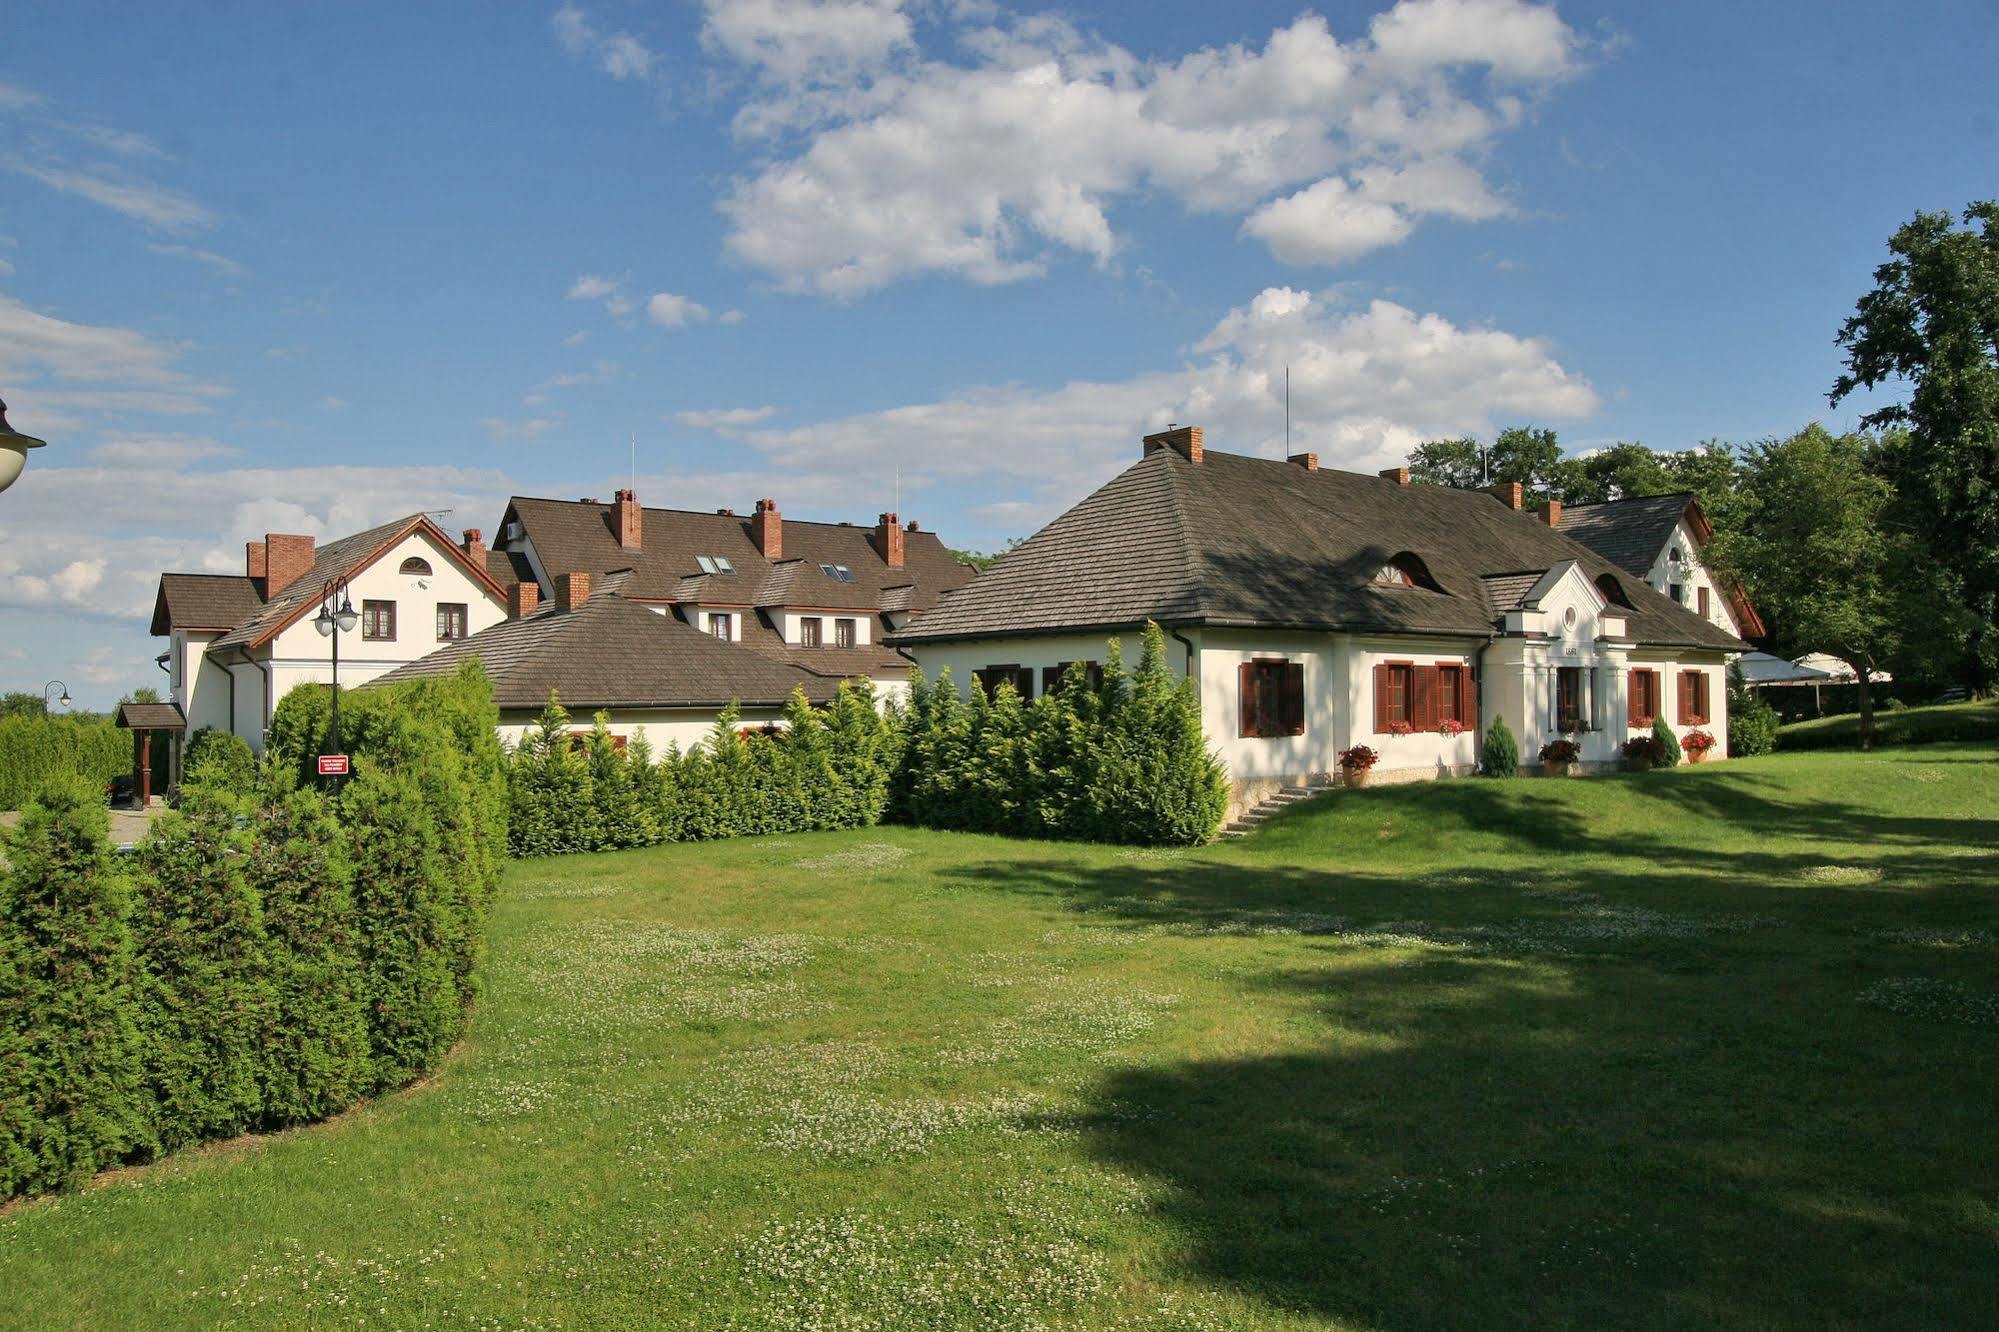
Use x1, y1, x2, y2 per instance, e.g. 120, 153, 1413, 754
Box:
180, 727, 257, 796
0, 714, 130, 811
0, 664, 506, 1202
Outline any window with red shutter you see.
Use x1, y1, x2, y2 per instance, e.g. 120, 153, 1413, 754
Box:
1239, 662, 1259, 737
1437, 665, 1464, 724
1283, 661, 1305, 735
1240, 659, 1297, 738
1412, 666, 1435, 730
1373, 664, 1391, 732
1376, 663, 1415, 732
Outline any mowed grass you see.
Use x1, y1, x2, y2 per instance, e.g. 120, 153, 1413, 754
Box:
1779, 695, 1999, 750
3, 749, 1997, 1329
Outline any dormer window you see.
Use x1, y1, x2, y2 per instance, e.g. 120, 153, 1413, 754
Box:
399, 557, 433, 576
1373, 552, 1440, 591
820, 563, 855, 582
696, 555, 735, 574
1595, 573, 1633, 608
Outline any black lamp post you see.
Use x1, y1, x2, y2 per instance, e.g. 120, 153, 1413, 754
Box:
42, 679, 70, 715
312, 576, 359, 775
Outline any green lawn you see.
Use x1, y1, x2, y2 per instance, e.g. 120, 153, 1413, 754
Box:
4, 748, 1997, 1329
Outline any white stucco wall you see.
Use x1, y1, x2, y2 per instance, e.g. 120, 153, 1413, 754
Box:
1646, 520, 1744, 636
776, 609, 873, 646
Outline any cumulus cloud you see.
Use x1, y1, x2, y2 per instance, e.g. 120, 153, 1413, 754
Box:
712, 0, 1583, 294
674, 405, 780, 428
646, 292, 711, 328
553, 5, 659, 81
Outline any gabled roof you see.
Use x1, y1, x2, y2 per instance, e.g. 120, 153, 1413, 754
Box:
496, 496, 976, 614
151, 573, 266, 636
368, 588, 843, 710
206, 515, 506, 651
116, 701, 186, 731
890, 448, 1743, 652
1555, 492, 1699, 576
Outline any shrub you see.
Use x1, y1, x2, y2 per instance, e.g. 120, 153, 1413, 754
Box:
0, 779, 151, 1197
180, 727, 256, 797
1480, 717, 1519, 777
130, 788, 272, 1151
508, 696, 594, 857
1539, 738, 1581, 763
1652, 717, 1683, 768
1727, 682, 1780, 758
244, 782, 370, 1127
0, 714, 130, 811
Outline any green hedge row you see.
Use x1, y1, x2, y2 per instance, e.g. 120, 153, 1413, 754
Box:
507, 680, 899, 857
896, 623, 1228, 845
0, 662, 505, 1200
0, 713, 130, 811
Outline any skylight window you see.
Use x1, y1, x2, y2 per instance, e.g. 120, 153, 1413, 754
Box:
820, 563, 855, 582
696, 555, 735, 574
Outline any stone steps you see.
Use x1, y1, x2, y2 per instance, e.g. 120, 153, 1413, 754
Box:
1220, 782, 1340, 837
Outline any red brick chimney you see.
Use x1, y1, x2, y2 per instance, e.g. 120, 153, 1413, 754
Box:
874, 512, 904, 568
1143, 424, 1203, 463
263, 534, 317, 597
556, 571, 590, 612
1378, 466, 1410, 485
751, 498, 782, 559
1489, 480, 1524, 511
245, 541, 267, 581
615, 488, 641, 550
508, 581, 540, 618
461, 528, 487, 568
1537, 498, 1563, 528
1289, 452, 1320, 472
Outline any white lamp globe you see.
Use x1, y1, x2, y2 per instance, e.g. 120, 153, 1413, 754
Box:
0, 399, 47, 495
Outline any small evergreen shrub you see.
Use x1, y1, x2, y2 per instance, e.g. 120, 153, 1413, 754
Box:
180, 727, 257, 797
131, 788, 273, 1150
1652, 717, 1683, 768
1481, 717, 1519, 777
0, 779, 152, 1197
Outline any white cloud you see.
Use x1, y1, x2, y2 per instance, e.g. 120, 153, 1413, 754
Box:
482, 415, 558, 441
718, 308, 746, 325
9, 163, 212, 233
0, 292, 225, 431
89, 434, 241, 467
539, 359, 622, 389
562, 329, 589, 346
553, 5, 659, 82
146, 243, 245, 276
715, 0, 1584, 294
566, 273, 622, 301
646, 292, 711, 328
319, 396, 349, 410
675, 405, 779, 428
73, 643, 141, 687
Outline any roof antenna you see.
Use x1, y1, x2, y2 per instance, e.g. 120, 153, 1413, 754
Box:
630, 431, 637, 492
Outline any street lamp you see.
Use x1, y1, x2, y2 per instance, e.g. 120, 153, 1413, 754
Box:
312, 578, 359, 777
0, 398, 49, 495
42, 680, 70, 715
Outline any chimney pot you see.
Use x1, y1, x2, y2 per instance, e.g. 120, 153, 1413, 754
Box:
508, 581, 540, 618
1290, 452, 1320, 472
556, 571, 590, 612
1489, 480, 1524, 511
263, 534, 317, 597
1142, 424, 1203, 463
461, 527, 487, 565
751, 498, 782, 559
875, 511, 905, 568
616, 488, 642, 550
1538, 498, 1563, 528
1377, 466, 1409, 485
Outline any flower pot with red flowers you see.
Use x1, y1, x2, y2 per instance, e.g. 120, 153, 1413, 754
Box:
1438, 718, 1467, 739
1682, 729, 1716, 763
1539, 737, 1582, 777
1338, 745, 1379, 788
1621, 735, 1660, 772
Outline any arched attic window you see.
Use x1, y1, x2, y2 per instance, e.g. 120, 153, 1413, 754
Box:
399, 556, 434, 576
1373, 552, 1442, 592
1596, 572, 1633, 608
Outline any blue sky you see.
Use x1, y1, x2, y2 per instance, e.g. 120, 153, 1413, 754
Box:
1, 0, 1993, 707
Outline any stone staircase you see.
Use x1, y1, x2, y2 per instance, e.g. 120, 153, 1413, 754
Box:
1220, 781, 1340, 837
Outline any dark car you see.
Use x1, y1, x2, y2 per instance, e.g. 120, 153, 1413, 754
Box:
106, 774, 139, 809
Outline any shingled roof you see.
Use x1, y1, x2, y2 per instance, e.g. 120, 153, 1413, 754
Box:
1555, 492, 1698, 576
890, 449, 1743, 652
210, 516, 460, 650
151, 573, 266, 636
370, 588, 843, 710
495, 496, 975, 612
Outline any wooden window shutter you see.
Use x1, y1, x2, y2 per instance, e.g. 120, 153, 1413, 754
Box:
1373, 663, 1391, 733
1677, 671, 1691, 724
1239, 662, 1258, 737
1628, 671, 1642, 727
1284, 662, 1305, 735
1458, 666, 1474, 725
1411, 665, 1435, 731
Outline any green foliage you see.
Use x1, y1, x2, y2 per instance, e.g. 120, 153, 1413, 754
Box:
1652, 717, 1683, 768
180, 727, 257, 797
131, 789, 272, 1150
1778, 698, 1999, 751
0, 713, 130, 811
899, 624, 1227, 845
507, 696, 595, 857
1480, 716, 1519, 777
243, 784, 370, 1127
1833, 201, 1999, 693
1726, 661, 1780, 758
0, 779, 151, 1197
